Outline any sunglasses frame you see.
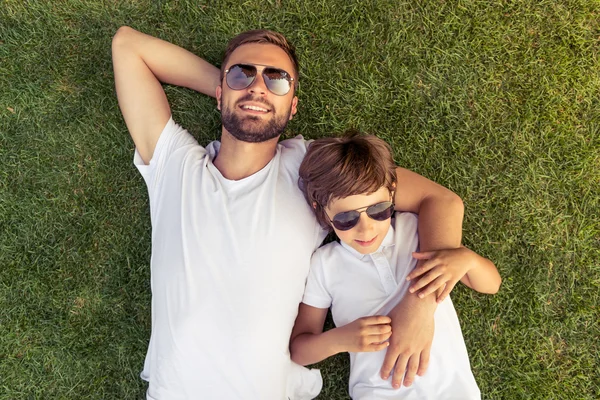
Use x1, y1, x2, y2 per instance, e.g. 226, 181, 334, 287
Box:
326, 194, 395, 231
224, 63, 295, 96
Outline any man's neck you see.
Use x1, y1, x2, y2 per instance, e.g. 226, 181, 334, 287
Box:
213, 128, 279, 180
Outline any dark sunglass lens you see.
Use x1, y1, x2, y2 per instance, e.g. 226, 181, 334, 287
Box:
367, 202, 394, 221
263, 68, 291, 95
227, 64, 256, 90
332, 211, 360, 231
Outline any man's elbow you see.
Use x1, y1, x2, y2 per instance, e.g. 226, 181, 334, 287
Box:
112, 26, 135, 51
446, 192, 464, 217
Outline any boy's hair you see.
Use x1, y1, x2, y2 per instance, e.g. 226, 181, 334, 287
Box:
221, 29, 299, 91
299, 132, 397, 231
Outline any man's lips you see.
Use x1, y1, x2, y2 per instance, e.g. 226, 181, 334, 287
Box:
238, 103, 271, 114
355, 236, 378, 247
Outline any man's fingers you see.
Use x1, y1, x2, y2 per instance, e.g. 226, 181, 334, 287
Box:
402, 355, 419, 387
417, 347, 431, 376
380, 349, 400, 380
391, 353, 409, 389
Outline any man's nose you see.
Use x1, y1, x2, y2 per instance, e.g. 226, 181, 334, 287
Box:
247, 72, 268, 95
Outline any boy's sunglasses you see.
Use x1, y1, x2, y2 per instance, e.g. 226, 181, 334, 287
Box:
225, 63, 294, 96
328, 201, 395, 231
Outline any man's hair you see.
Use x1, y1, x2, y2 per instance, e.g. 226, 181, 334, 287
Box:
221, 29, 299, 91
299, 132, 397, 231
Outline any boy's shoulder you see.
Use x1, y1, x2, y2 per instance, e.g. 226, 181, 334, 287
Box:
313, 240, 343, 259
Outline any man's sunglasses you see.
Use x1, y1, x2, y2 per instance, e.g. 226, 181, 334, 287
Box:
225, 63, 294, 96
327, 201, 395, 231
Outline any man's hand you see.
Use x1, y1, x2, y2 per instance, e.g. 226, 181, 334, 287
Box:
407, 247, 475, 303
335, 315, 392, 353
381, 295, 435, 388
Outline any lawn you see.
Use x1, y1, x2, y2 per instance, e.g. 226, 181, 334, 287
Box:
1, 0, 598, 399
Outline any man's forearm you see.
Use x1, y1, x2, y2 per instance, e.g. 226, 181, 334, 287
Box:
113, 26, 220, 97
416, 193, 464, 251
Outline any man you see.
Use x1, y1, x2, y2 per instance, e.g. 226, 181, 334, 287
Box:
112, 27, 464, 399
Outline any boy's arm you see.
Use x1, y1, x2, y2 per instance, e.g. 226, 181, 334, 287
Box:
382, 167, 464, 388
460, 250, 502, 293
408, 246, 501, 298
111, 26, 220, 164
290, 304, 392, 366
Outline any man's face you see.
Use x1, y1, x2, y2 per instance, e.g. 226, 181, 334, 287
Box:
216, 43, 298, 143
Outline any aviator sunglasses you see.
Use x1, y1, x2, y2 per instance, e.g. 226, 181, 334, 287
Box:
327, 201, 395, 231
225, 63, 294, 96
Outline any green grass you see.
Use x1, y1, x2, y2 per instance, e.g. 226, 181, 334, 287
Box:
1, 0, 598, 398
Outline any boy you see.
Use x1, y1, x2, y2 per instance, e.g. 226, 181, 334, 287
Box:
291, 134, 501, 399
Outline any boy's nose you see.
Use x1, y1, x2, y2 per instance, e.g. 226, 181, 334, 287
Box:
355, 213, 374, 233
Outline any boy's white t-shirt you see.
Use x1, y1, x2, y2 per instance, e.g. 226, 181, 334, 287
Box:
302, 213, 481, 400
134, 118, 327, 400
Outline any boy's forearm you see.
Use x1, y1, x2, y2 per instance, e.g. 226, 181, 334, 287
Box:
463, 253, 502, 294
113, 26, 220, 97
290, 329, 342, 366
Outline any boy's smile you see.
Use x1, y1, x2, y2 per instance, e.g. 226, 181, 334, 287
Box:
325, 186, 394, 255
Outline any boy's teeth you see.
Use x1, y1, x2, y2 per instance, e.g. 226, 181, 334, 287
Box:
243, 105, 268, 112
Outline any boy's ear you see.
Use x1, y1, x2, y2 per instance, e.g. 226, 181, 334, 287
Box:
312, 201, 317, 209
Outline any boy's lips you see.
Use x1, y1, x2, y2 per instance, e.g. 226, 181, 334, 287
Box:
355, 236, 378, 247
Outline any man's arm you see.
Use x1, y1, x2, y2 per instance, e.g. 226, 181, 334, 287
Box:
382, 167, 464, 388
111, 26, 220, 164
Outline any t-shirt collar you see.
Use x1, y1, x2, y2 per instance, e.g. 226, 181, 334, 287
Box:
339, 222, 395, 260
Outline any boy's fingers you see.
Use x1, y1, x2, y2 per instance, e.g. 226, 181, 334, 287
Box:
371, 331, 393, 343
436, 283, 455, 303
417, 276, 447, 298
370, 342, 390, 352
406, 258, 438, 281
411, 251, 434, 260
363, 315, 392, 325
409, 270, 441, 293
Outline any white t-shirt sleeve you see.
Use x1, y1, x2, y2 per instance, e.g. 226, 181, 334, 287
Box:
133, 117, 200, 200
302, 251, 332, 309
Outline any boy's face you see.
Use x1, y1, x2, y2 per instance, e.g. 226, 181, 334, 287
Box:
325, 186, 393, 255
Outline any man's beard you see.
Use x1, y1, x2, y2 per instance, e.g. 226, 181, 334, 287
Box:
221, 97, 292, 143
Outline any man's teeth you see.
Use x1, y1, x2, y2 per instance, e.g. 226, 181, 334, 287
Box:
242, 105, 268, 112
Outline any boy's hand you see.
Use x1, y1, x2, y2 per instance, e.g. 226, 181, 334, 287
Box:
406, 247, 475, 303
335, 316, 392, 353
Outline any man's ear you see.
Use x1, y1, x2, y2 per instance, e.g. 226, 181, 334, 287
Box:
289, 96, 298, 120
312, 201, 317, 209
216, 85, 222, 111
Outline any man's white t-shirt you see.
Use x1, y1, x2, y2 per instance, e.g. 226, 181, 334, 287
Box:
134, 118, 327, 399
302, 213, 481, 400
